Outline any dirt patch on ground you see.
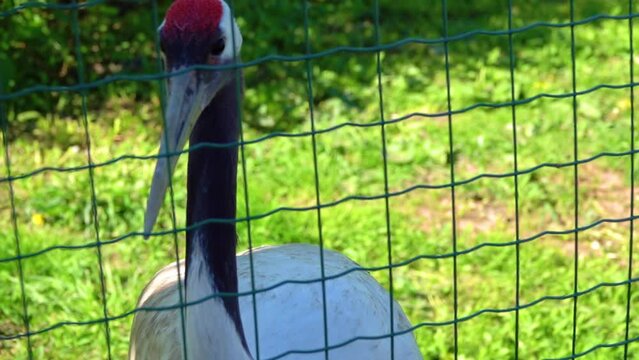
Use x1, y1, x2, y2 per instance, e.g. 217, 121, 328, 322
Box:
414, 157, 516, 237
457, 196, 512, 235
0, 320, 23, 356
578, 162, 636, 220
413, 159, 637, 259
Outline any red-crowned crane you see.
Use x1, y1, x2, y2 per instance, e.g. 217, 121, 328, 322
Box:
128, 0, 421, 359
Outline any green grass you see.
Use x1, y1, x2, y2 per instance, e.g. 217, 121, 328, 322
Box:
3, 1, 639, 359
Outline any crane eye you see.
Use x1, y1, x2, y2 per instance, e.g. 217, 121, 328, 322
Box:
211, 38, 225, 56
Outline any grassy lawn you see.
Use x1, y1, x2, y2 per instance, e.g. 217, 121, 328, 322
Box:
3, 1, 639, 359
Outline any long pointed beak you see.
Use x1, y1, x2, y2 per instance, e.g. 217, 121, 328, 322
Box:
144, 70, 205, 238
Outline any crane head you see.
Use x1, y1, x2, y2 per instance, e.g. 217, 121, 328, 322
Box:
144, 0, 242, 238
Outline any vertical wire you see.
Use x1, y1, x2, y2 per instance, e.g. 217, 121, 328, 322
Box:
372, 0, 395, 357
149, 2, 188, 358
70, 2, 111, 358
569, 0, 580, 356
507, 1, 521, 358
226, 1, 261, 358
302, 2, 330, 358
1, 81, 33, 360
624, 0, 636, 357
441, 0, 458, 358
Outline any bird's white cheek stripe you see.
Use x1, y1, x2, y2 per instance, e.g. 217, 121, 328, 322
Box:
185, 233, 251, 360
219, 1, 242, 60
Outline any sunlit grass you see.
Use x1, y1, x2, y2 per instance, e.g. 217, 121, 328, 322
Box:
3, 3, 639, 359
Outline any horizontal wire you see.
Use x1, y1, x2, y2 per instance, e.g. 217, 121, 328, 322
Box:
1, 147, 636, 265
547, 335, 639, 359
3, 269, 638, 359
0, 211, 636, 307
1, 13, 637, 101
1, 212, 636, 296
1, 80, 636, 185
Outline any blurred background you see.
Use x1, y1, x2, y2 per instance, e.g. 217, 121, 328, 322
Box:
2, 0, 639, 358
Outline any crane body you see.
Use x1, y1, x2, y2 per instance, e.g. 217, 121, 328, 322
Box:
129, 0, 422, 358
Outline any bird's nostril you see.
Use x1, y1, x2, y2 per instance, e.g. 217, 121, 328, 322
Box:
185, 87, 194, 96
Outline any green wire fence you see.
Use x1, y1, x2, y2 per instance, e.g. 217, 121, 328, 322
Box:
2, 1, 639, 359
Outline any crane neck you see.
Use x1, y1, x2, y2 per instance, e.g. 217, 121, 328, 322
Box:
184, 75, 251, 359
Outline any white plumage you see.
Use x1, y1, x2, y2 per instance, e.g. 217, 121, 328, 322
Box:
129, 244, 421, 359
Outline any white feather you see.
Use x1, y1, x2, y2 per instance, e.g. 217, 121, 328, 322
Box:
129, 244, 421, 359
184, 244, 252, 359
219, 1, 242, 61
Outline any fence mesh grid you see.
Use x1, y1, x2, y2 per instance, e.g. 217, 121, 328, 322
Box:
1, 1, 639, 359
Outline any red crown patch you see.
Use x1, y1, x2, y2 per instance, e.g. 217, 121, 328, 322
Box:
162, 0, 223, 39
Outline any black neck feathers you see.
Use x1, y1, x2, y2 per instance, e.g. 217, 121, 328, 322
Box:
184, 76, 248, 349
